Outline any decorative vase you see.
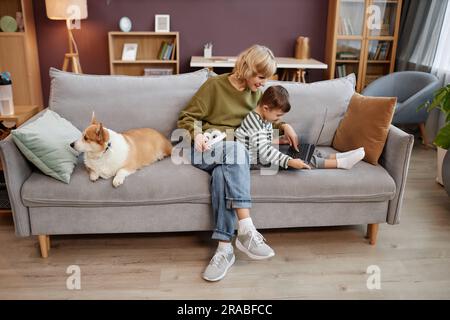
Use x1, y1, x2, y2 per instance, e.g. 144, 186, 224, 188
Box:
443, 150, 450, 196
16, 12, 24, 32
295, 36, 311, 60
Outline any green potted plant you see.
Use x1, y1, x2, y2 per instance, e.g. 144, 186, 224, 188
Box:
421, 84, 450, 195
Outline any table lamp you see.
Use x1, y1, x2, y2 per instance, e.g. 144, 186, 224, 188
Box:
45, 0, 88, 73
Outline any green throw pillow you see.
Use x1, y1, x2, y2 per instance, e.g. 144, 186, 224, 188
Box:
11, 109, 81, 183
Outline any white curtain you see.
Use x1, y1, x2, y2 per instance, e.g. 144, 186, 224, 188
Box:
432, 1, 450, 85
396, 0, 448, 72
427, 1, 450, 144
408, 0, 445, 70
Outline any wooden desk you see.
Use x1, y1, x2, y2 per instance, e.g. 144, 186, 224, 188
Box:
0, 105, 40, 129
0, 104, 40, 169
0, 105, 40, 166
0, 105, 40, 215
190, 56, 328, 82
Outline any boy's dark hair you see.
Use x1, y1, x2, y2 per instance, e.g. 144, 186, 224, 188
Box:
259, 85, 291, 113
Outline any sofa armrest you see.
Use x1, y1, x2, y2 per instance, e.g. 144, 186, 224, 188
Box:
0, 109, 48, 237
380, 125, 414, 225
0, 134, 33, 236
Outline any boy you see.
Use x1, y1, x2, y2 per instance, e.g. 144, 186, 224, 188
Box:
235, 85, 365, 170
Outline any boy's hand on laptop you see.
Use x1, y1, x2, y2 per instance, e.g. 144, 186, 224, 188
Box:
288, 159, 311, 170
194, 133, 210, 152
281, 124, 299, 151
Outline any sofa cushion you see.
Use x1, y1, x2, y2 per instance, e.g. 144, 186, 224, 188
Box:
11, 110, 81, 184
265, 74, 356, 146
250, 147, 396, 203
332, 93, 396, 165
22, 147, 396, 208
22, 157, 212, 207
48, 68, 210, 138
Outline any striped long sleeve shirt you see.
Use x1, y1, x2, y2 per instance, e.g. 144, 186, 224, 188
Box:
235, 111, 292, 169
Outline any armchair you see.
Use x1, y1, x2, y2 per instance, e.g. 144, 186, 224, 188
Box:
362, 71, 440, 145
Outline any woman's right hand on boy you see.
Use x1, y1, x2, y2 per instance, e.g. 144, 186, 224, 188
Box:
194, 133, 210, 153
288, 158, 311, 170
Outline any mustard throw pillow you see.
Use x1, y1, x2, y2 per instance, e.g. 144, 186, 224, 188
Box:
332, 93, 396, 165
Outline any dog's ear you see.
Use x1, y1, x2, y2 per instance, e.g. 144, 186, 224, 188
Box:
91, 111, 98, 125
96, 123, 104, 140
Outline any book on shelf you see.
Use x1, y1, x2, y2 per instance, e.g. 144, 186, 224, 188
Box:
144, 67, 173, 76
368, 42, 377, 60
165, 44, 172, 60
336, 64, 347, 78
157, 41, 167, 60
339, 17, 355, 35
379, 42, 391, 60
382, 5, 395, 35
337, 51, 358, 60
157, 41, 176, 60
374, 43, 382, 60
369, 42, 391, 60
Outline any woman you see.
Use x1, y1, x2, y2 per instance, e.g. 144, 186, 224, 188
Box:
177, 45, 299, 282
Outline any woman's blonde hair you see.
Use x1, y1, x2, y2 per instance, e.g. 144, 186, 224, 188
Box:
232, 45, 276, 81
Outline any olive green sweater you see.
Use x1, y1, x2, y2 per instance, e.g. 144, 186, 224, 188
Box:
177, 73, 284, 140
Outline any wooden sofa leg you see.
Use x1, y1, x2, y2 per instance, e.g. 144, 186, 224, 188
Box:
367, 224, 379, 246
38, 235, 49, 258
418, 123, 429, 146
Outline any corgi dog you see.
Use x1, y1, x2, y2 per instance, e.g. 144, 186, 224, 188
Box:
71, 113, 172, 187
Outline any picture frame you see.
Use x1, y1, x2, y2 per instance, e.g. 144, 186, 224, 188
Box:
121, 43, 138, 61
155, 14, 170, 32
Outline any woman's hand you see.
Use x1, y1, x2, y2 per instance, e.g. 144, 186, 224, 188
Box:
288, 158, 311, 170
194, 133, 210, 153
282, 124, 299, 151
276, 136, 291, 145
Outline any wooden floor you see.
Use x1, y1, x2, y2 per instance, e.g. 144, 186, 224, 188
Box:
0, 142, 449, 299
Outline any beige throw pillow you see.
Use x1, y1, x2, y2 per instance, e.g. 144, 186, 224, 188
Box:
332, 93, 396, 165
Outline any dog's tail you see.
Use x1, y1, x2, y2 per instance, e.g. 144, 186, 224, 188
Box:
163, 138, 173, 157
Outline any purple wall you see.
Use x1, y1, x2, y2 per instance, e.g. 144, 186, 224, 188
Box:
34, 0, 329, 106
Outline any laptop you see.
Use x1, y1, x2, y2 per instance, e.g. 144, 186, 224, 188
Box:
286, 108, 328, 164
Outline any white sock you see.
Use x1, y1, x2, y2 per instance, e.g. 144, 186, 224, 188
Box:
336, 148, 365, 170
335, 147, 364, 159
238, 217, 255, 235
217, 241, 233, 254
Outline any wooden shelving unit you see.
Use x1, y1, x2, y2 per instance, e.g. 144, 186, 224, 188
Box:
108, 32, 179, 76
0, 0, 43, 107
325, 0, 403, 92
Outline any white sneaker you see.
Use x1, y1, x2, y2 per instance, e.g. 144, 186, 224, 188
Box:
203, 250, 235, 282
236, 229, 275, 260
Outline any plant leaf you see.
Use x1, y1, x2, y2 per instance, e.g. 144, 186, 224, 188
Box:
443, 94, 450, 114
427, 88, 448, 112
434, 122, 450, 149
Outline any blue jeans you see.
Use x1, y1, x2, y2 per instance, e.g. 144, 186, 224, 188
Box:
191, 141, 252, 241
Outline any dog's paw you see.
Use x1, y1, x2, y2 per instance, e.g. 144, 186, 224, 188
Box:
89, 172, 99, 182
112, 176, 124, 188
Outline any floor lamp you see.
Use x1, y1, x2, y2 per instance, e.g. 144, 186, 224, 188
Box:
45, 0, 87, 73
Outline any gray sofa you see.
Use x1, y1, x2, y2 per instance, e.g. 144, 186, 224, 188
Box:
0, 68, 414, 258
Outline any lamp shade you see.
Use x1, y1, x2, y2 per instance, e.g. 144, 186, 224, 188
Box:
45, 0, 88, 20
